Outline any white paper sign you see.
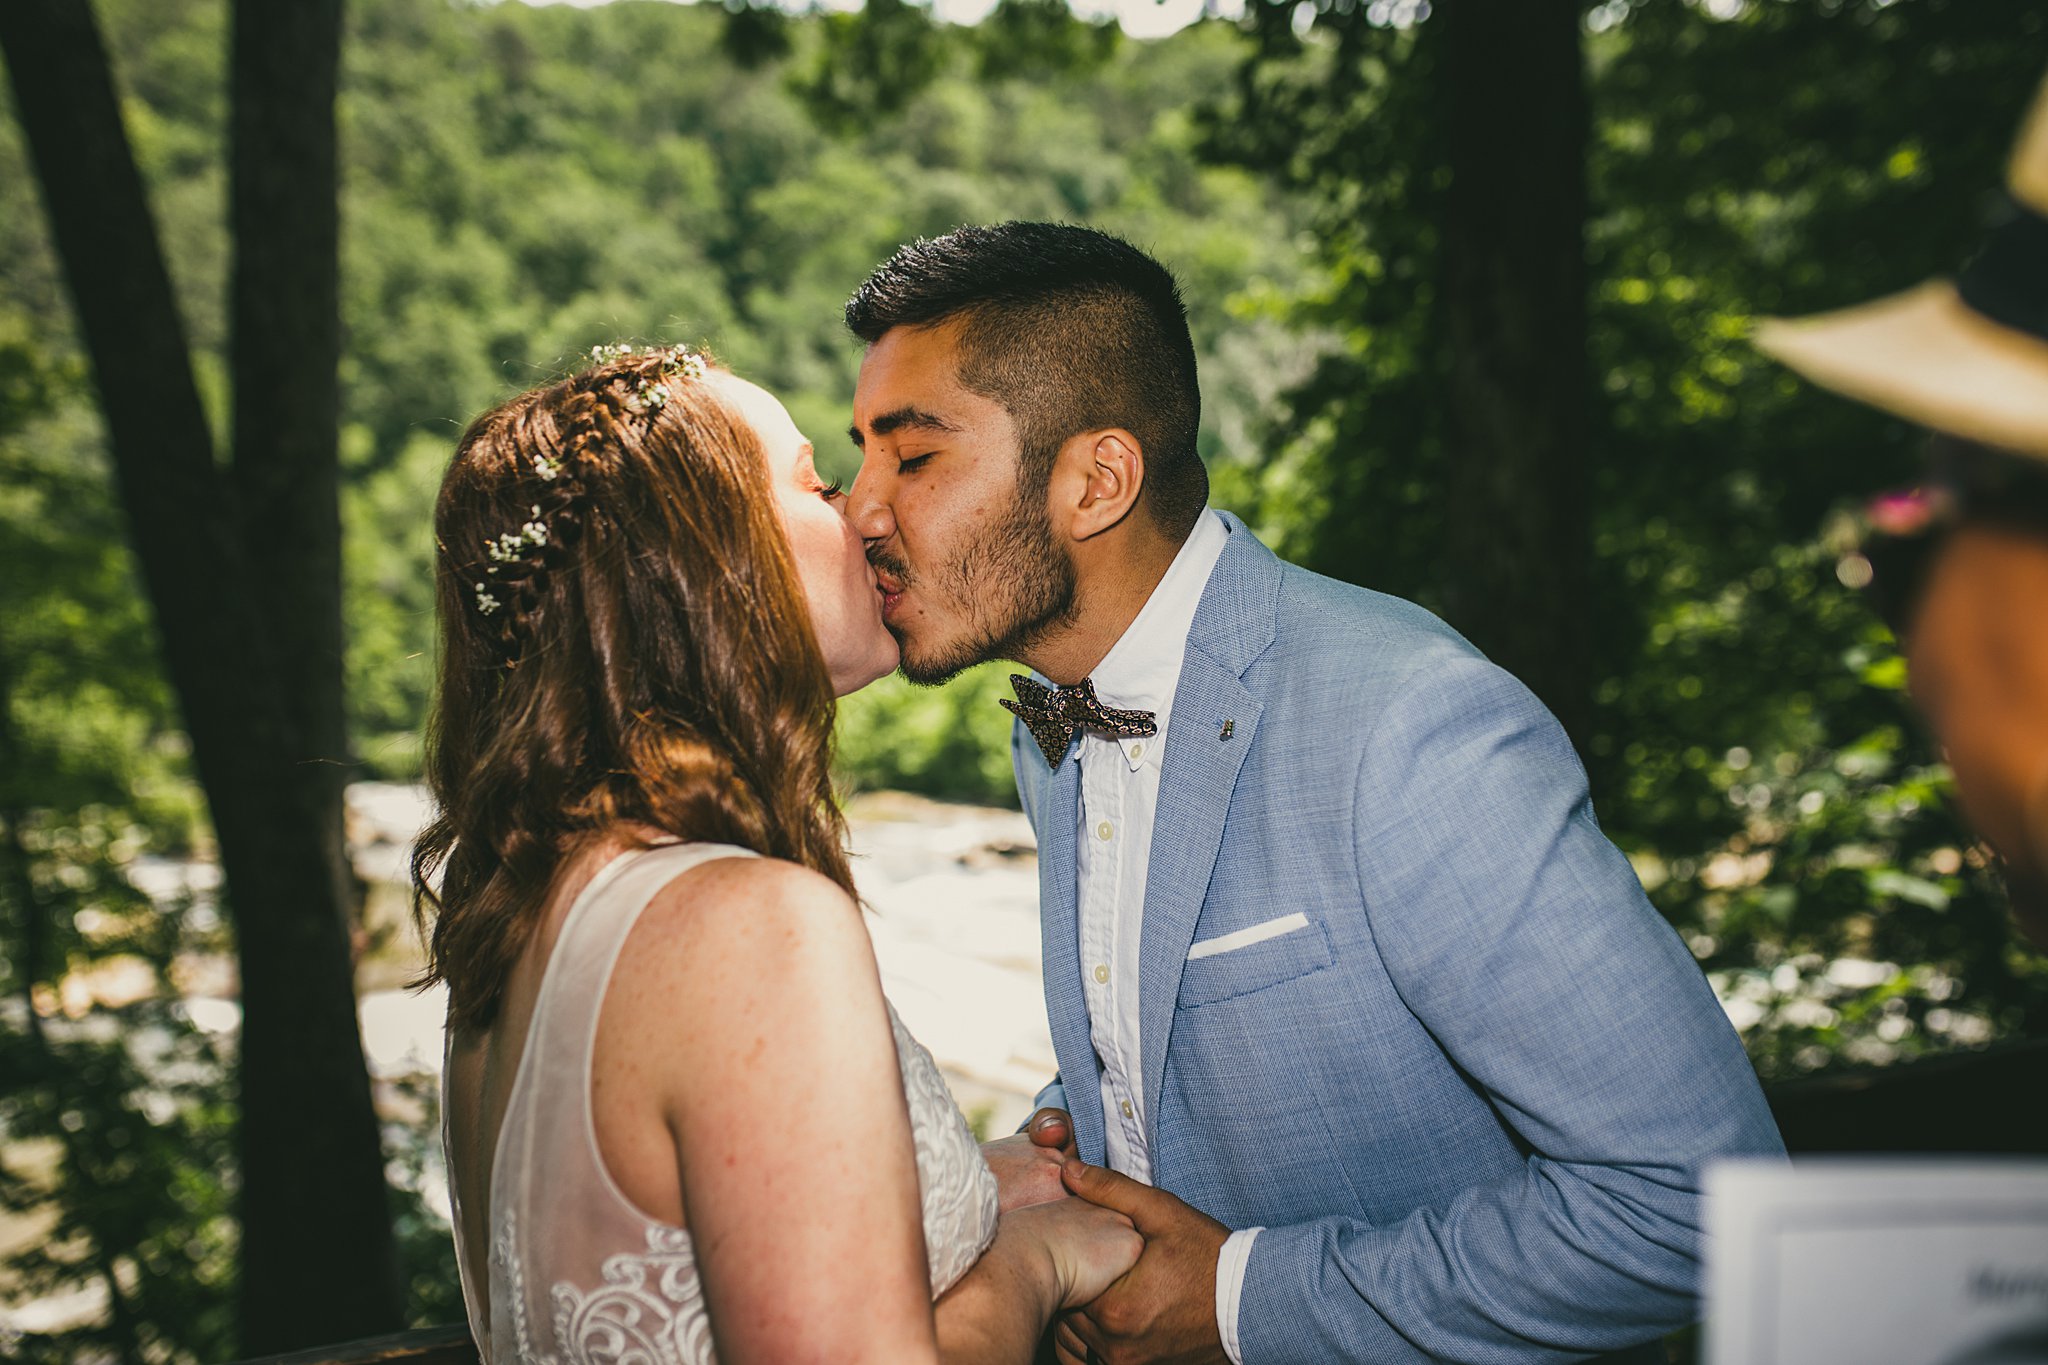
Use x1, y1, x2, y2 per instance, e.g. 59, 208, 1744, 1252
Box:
1707, 1159, 2048, 1365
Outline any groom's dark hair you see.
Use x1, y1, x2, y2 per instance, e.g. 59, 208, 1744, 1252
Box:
845, 222, 1207, 537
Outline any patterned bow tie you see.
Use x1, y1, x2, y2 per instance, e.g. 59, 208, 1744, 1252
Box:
1001, 674, 1158, 769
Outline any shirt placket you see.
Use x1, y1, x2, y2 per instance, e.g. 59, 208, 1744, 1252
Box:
1110, 747, 1149, 1173
1079, 739, 1147, 1176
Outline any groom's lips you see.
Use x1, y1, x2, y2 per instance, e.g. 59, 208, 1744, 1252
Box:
873, 564, 906, 619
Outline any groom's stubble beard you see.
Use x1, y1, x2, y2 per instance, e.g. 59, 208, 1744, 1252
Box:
877, 460, 1079, 687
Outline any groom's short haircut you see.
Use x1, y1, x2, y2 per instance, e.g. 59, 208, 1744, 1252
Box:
845, 222, 1207, 537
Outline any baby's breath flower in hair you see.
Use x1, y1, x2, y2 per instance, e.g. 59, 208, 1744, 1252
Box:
463, 343, 710, 633
666, 348, 709, 381
485, 504, 550, 567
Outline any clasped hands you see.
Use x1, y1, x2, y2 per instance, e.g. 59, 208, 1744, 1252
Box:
982, 1108, 1231, 1365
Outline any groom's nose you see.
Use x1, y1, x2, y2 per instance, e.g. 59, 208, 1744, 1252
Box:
844, 456, 896, 544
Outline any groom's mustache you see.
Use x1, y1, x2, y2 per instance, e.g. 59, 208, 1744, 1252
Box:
866, 545, 911, 586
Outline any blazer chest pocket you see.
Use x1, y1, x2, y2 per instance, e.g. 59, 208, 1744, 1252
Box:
1176, 911, 1334, 1009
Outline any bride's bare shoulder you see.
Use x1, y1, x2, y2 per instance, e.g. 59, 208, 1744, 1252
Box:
656, 849, 850, 903
643, 852, 859, 934
585, 852, 890, 1229
610, 853, 875, 1021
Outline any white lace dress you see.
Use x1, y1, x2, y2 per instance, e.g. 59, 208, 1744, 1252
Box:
446, 842, 1001, 1365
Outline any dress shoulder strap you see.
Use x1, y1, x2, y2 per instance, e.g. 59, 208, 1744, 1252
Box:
494, 842, 758, 1230
484, 841, 758, 1361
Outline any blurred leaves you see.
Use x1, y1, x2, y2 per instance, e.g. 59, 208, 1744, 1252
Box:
837, 665, 1022, 807
310, 0, 1326, 779
1, 283, 230, 1361
1211, 0, 2048, 1078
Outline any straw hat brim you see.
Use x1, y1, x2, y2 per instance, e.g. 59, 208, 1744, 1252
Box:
1752, 281, 2048, 460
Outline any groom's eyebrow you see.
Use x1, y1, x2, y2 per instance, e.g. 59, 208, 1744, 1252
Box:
848, 406, 961, 448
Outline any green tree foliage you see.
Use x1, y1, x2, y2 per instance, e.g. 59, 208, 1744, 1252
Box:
1210, 0, 2048, 1077
0, 310, 234, 1361
319, 0, 1326, 786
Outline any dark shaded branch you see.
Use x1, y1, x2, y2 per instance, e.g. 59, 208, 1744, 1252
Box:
0, 1, 402, 1350
1437, 0, 1594, 748
232, 0, 348, 789
0, 0, 225, 531
226, 2, 404, 1351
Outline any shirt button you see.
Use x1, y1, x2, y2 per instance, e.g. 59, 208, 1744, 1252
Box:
1096, 821, 1114, 841
1130, 742, 1144, 760
1120, 1099, 1134, 1119
1093, 963, 1109, 984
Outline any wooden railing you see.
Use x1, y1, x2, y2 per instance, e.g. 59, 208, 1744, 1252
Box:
228, 1039, 2048, 1365
226, 1324, 476, 1365
1765, 1036, 2048, 1156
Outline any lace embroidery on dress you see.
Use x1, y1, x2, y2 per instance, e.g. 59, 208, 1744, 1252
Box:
448, 843, 999, 1365
547, 1226, 710, 1365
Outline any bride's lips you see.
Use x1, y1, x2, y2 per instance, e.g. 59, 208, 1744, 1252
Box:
872, 564, 906, 618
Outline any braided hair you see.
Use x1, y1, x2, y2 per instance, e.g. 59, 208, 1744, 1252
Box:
452, 347, 702, 664
414, 346, 856, 1031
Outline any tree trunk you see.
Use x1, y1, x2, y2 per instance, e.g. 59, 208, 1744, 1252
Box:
1437, 0, 1593, 749
0, 0, 403, 1350
227, 1, 407, 1352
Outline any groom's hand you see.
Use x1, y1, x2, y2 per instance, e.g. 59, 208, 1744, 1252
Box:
981, 1107, 1076, 1214
1055, 1158, 1229, 1365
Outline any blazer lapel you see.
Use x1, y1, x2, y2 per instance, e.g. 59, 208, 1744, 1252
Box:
1035, 751, 1107, 1162
1139, 514, 1281, 1152
1139, 663, 1260, 1151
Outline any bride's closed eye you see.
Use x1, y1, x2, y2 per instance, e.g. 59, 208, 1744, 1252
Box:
796, 444, 843, 500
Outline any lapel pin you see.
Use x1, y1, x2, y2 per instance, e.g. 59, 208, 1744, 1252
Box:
1219, 719, 1235, 740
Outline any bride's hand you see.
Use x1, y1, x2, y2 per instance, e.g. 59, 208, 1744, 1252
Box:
981, 1107, 1075, 1213
1003, 1194, 1144, 1310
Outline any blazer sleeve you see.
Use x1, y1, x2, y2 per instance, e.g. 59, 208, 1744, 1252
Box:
1236, 652, 1786, 1364
1024, 1076, 1069, 1127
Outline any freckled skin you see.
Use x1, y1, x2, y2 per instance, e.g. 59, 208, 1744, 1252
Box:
1902, 523, 2048, 945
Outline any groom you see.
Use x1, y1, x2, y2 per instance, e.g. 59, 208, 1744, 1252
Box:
841, 223, 1783, 1365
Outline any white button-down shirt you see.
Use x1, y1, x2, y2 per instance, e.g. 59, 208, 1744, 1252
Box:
1068, 510, 1260, 1364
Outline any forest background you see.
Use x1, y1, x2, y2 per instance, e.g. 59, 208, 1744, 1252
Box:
2, 0, 2046, 1359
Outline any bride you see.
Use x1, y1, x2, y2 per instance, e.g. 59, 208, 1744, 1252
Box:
413, 343, 1140, 1363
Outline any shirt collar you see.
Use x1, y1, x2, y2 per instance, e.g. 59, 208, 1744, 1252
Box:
1087, 510, 1230, 771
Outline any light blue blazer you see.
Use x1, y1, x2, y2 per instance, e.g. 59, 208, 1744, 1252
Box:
1014, 513, 1785, 1364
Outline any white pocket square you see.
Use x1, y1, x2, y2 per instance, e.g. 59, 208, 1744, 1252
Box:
1186, 912, 1311, 961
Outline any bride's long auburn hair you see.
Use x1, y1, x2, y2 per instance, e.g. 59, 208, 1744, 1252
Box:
413, 349, 855, 1032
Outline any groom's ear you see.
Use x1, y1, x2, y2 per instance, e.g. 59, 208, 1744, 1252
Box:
1054, 429, 1146, 543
